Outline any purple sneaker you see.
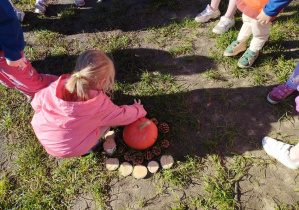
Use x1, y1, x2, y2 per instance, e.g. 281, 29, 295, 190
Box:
267, 82, 296, 104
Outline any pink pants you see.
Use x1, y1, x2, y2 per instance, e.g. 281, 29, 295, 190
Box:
0, 51, 58, 98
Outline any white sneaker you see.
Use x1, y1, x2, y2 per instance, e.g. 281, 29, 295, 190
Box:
195, 4, 220, 23
212, 16, 235, 34
35, 0, 47, 14
262, 136, 299, 169
75, 0, 85, 6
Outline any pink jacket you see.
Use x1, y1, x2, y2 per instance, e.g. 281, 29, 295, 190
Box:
31, 74, 147, 158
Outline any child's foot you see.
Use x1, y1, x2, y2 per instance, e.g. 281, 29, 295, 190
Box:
75, 0, 85, 6
267, 82, 296, 104
35, 0, 47, 14
195, 4, 220, 23
262, 136, 299, 169
212, 16, 235, 34
238, 49, 259, 68
13, 6, 25, 22
223, 41, 246, 57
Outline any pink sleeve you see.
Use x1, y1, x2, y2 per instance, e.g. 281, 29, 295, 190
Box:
99, 98, 147, 127
31, 90, 44, 113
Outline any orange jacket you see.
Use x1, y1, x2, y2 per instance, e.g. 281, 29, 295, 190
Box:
243, 0, 269, 12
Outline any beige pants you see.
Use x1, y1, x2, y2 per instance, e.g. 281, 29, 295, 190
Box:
237, 13, 271, 53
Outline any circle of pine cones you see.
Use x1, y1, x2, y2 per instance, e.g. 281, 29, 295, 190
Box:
158, 123, 170, 133
124, 152, 133, 162
145, 150, 154, 160
133, 153, 144, 165
150, 118, 159, 125
161, 139, 170, 149
152, 146, 162, 156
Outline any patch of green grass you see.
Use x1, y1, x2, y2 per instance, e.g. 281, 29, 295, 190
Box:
201, 155, 252, 209
156, 156, 204, 187
58, 6, 79, 22
204, 68, 222, 80
168, 42, 193, 57
149, 0, 183, 11
137, 196, 147, 207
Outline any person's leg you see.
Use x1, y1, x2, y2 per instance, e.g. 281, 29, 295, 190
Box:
237, 15, 270, 68
247, 17, 271, 53
286, 61, 299, 89
289, 143, 299, 162
210, 0, 221, 11
224, 0, 237, 19
0, 51, 57, 98
223, 13, 250, 56
237, 14, 252, 43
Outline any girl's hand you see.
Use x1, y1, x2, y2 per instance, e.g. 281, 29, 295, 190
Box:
134, 99, 142, 105
257, 10, 271, 24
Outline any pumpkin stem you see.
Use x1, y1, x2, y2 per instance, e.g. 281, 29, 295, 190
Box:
138, 121, 151, 130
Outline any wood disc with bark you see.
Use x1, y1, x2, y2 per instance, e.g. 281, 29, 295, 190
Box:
103, 138, 116, 156
160, 155, 174, 169
105, 158, 119, 171
147, 161, 159, 173
133, 165, 148, 179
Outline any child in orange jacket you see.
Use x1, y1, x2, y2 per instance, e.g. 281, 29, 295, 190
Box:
223, 0, 293, 68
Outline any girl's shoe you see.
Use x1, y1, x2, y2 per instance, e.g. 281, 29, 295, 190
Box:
223, 40, 246, 57
267, 82, 295, 104
212, 16, 235, 34
35, 0, 47, 14
195, 4, 220, 23
262, 136, 299, 169
238, 49, 259, 68
75, 0, 85, 6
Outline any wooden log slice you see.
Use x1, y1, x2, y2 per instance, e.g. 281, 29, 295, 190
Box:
119, 162, 133, 177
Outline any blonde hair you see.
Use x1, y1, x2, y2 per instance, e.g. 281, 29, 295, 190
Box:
65, 50, 115, 101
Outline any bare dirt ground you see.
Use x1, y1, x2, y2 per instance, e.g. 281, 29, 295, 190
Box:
1, 0, 298, 209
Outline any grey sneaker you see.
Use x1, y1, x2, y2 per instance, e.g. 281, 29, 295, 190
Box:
195, 4, 220, 23
262, 136, 299, 169
35, 0, 47, 14
13, 6, 25, 22
75, 0, 85, 7
212, 16, 235, 34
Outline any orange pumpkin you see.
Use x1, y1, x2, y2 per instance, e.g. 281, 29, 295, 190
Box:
123, 118, 158, 150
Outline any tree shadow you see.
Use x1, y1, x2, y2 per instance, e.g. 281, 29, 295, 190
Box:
21, 0, 299, 35
31, 48, 217, 82
30, 47, 299, 161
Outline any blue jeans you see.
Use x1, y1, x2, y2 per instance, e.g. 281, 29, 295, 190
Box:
286, 61, 299, 90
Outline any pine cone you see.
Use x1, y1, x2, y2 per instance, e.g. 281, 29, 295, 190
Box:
145, 150, 154, 160
150, 118, 158, 125
124, 152, 133, 161
158, 123, 170, 133
133, 153, 144, 165
152, 146, 162, 156
161, 139, 170, 149
118, 145, 126, 154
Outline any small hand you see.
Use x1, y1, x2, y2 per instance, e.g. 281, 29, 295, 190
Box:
257, 10, 271, 24
6, 58, 27, 68
134, 99, 142, 105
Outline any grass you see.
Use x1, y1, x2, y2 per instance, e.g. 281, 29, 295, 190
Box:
1, 0, 299, 209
